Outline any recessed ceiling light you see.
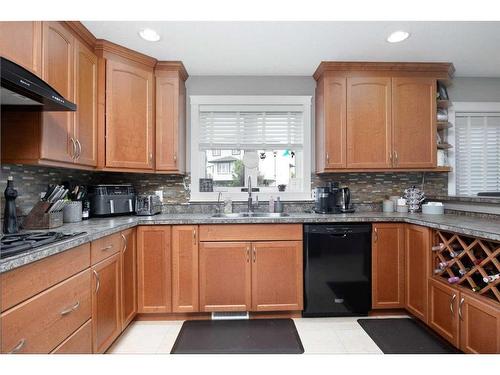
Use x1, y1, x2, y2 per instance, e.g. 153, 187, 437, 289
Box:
386, 30, 410, 43
139, 28, 160, 42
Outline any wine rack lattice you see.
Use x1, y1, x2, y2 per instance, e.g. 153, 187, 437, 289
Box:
433, 230, 500, 304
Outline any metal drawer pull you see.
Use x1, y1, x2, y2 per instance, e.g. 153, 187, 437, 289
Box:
246, 247, 250, 263
76, 138, 82, 159
252, 246, 256, 263
450, 294, 456, 314
459, 297, 464, 320
193, 228, 197, 244
121, 233, 127, 252
101, 245, 113, 251
93, 270, 100, 293
374, 227, 378, 242
60, 301, 80, 316
9, 338, 26, 354
70, 138, 77, 159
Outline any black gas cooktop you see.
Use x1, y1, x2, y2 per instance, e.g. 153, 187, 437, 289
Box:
0, 231, 87, 259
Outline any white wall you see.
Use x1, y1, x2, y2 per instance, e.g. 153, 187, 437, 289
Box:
447, 77, 500, 102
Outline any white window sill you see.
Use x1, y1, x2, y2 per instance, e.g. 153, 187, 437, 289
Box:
190, 191, 313, 202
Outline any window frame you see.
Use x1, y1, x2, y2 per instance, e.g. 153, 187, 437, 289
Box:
448, 101, 500, 196
190, 95, 312, 202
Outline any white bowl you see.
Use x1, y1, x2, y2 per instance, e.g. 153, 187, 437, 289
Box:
422, 204, 444, 215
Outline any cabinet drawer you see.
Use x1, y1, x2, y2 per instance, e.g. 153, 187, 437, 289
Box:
91, 233, 122, 265
1, 269, 91, 354
199, 224, 303, 242
1, 243, 90, 312
52, 319, 92, 354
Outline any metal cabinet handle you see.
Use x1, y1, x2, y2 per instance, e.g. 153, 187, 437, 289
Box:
394, 150, 399, 165
149, 152, 153, 162
101, 245, 113, 251
173, 153, 177, 162
75, 138, 82, 159
60, 300, 80, 316
93, 269, 100, 293
193, 228, 197, 244
121, 233, 127, 253
459, 297, 464, 320
389, 151, 393, 165
246, 246, 250, 263
70, 137, 77, 160
252, 246, 256, 263
374, 227, 378, 242
326, 152, 329, 164
9, 338, 26, 354
450, 293, 456, 315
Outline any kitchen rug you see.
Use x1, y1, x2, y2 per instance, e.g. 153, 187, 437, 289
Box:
358, 318, 461, 354
170, 318, 304, 354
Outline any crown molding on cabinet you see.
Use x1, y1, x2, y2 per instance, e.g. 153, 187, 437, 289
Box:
313, 61, 455, 81
155, 61, 189, 81
94, 39, 158, 68
63, 21, 97, 50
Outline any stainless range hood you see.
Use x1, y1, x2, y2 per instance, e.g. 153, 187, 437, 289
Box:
0, 57, 76, 112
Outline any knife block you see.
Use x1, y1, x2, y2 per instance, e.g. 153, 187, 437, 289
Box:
22, 201, 63, 230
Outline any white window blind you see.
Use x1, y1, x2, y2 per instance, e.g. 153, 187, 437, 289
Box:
455, 113, 500, 195
199, 110, 304, 150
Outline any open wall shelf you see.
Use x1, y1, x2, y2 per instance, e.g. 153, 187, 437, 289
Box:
432, 230, 500, 304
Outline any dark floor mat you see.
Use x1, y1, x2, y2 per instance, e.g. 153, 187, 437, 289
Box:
171, 319, 304, 354
358, 318, 461, 354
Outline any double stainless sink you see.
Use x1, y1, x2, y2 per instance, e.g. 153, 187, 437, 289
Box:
211, 212, 290, 218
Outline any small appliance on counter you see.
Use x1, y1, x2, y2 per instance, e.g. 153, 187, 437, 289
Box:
89, 184, 136, 217
135, 194, 162, 216
336, 187, 355, 213
313, 182, 340, 214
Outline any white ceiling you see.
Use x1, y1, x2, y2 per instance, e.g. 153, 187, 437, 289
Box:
83, 21, 500, 77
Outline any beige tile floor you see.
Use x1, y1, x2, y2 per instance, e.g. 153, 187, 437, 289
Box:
107, 315, 408, 354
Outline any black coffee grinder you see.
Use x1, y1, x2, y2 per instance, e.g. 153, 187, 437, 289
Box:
313, 182, 341, 214
3, 176, 19, 234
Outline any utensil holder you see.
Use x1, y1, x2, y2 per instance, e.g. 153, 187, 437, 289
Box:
23, 201, 64, 229
63, 201, 82, 223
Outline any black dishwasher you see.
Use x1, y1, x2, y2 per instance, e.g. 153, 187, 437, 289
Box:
303, 223, 372, 317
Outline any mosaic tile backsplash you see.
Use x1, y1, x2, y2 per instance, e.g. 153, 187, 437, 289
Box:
1, 164, 449, 218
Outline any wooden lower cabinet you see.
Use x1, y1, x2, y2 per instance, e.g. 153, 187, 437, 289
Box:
121, 228, 137, 328
459, 293, 500, 353
137, 226, 172, 313
428, 279, 459, 347
372, 223, 405, 308
172, 225, 199, 313
52, 320, 92, 354
251, 241, 303, 311
92, 253, 121, 353
199, 242, 252, 312
405, 224, 431, 322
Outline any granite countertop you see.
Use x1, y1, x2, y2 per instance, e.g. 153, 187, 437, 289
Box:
2, 212, 500, 273
427, 195, 500, 204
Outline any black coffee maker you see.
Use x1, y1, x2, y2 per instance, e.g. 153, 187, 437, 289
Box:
314, 182, 341, 214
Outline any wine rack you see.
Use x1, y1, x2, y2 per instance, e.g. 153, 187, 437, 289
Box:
432, 230, 500, 304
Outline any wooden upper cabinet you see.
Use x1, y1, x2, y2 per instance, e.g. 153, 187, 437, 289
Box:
120, 228, 137, 328
459, 293, 500, 354
105, 58, 154, 170
74, 39, 98, 167
199, 242, 252, 312
92, 253, 121, 354
137, 226, 172, 313
346, 77, 392, 168
0, 21, 42, 75
155, 63, 188, 173
40, 21, 75, 164
251, 241, 303, 312
428, 278, 459, 347
405, 224, 431, 323
315, 76, 347, 171
172, 225, 199, 313
372, 223, 405, 309
392, 77, 437, 168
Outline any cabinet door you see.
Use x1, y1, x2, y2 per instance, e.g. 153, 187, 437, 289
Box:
0, 21, 42, 75
74, 39, 97, 167
40, 21, 75, 163
405, 225, 431, 322
199, 242, 252, 312
316, 76, 346, 171
392, 77, 437, 168
372, 223, 405, 308
172, 225, 199, 313
251, 241, 303, 311
92, 253, 121, 354
459, 293, 500, 353
137, 226, 172, 313
346, 77, 392, 168
120, 228, 136, 328
105, 59, 154, 170
428, 279, 459, 347
156, 76, 185, 172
